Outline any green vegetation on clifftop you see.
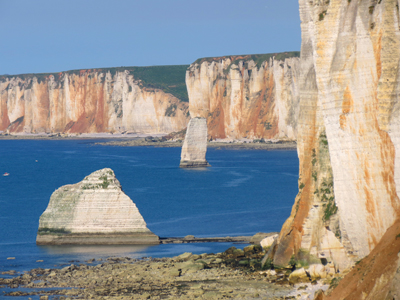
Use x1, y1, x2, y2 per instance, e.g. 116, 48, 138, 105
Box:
100, 65, 189, 102
0, 65, 190, 102
193, 52, 300, 69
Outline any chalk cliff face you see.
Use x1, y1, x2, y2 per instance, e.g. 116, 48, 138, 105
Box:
0, 68, 189, 135
36, 168, 159, 245
186, 53, 300, 140
180, 117, 210, 168
271, 0, 400, 271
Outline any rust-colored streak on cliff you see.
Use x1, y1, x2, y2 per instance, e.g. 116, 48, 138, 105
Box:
271, 57, 319, 266
34, 81, 50, 132
272, 0, 400, 271
0, 69, 189, 135
0, 85, 10, 129
186, 53, 300, 140
95, 79, 106, 132
208, 102, 226, 139
323, 219, 400, 300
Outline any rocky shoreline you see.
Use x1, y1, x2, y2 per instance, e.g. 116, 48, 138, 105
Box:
160, 235, 253, 244
94, 138, 297, 151
0, 132, 297, 150
1, 245, 333, 300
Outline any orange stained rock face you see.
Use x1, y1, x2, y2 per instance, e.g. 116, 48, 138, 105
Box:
33, 82, 50, 132
373, 30, 383, 81
272, 83, 318, 266
323, 218, 400, 300
342, 87, 353, 115
208, 104, 227, 139
187, 54, 300, 140
0, 91, 10, 130
272, 0, 400, 269
0, 70, 189, 134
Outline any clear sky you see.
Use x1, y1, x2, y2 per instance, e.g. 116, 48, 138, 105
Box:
0, 0, 301, 75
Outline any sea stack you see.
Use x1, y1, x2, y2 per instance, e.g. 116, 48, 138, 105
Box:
36, 168, 159, 245
179, 117, 210, 168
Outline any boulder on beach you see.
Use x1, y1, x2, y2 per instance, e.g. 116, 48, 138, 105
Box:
250, 232, 278, 245
260, 234, 278, 249
36, 168, 159, 245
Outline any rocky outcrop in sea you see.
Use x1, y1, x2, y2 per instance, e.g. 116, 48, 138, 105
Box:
179, 117, 210, 168
36, 168, 159, 245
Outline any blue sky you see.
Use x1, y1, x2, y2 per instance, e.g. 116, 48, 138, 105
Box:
0, 0, 301, 75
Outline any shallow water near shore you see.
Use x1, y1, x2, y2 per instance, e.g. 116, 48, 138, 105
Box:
0, 140, 298, 275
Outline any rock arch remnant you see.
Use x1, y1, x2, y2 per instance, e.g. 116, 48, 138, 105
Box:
179, 117, 210, 168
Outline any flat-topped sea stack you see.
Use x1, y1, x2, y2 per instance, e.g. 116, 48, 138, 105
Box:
36, 168, 159, 245
179, 117, 210, 168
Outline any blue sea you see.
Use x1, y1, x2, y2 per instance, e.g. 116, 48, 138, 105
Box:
0, 140, 298, 275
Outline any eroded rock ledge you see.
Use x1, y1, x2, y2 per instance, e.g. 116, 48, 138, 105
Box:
36, 168, 159, 245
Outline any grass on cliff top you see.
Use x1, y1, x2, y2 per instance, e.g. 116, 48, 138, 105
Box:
101, 65, 189, 102
193, 51, 300, 68
0, 65, 190, 102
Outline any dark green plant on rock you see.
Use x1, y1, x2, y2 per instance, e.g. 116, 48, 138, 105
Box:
99, 175, 110, 189
324, 200, 338, 221
37, 227, 71, 235
165, 104, 177, 117
319, 10, 327, 21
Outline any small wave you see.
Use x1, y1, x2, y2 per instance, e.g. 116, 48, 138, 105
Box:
0, 241, 31, 246
281, 172, 298, 177
223, 172, 253, 187
134, 187, 150, 192
98, 154, 134, 159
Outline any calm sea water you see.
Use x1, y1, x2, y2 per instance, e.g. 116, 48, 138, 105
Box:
0, 140, 298, 275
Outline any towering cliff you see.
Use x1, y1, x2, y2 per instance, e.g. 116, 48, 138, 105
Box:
0, 66, 189, 135
186, 52, 300, 140
37, 168, 159, 245
270, 0, 400, 272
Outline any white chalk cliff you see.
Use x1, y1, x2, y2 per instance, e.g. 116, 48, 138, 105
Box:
180, 53, 300, 168
186, 53, 300, 140
0, 67, 189, 135
36, 168, 159, 244
270, 0, 400, 274
180, 117, 210, 168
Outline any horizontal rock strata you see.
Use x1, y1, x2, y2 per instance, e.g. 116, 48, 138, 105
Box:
36, 168, 159, 245
180, 117, 210, 168
0, 67, 189, 135
270, 0, 400, 274
186, 52, 300, 140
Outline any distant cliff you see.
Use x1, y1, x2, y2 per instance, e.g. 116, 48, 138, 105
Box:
0, 66, 189, 134
186, 52, 300, 140
270, 0, 400, 276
